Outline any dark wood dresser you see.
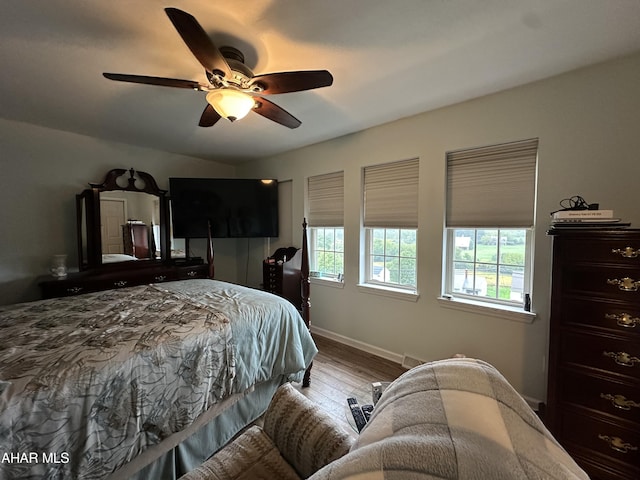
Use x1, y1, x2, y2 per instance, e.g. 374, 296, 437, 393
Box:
39, 264, 209, 299
547, 228, 640, 480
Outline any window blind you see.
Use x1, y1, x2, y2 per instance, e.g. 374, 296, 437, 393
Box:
363, 158, 419, 228
307, 171, 344, 226
446, 138, 538, 228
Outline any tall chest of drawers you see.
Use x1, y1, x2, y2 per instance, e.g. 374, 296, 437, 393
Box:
547, 229, 640, 480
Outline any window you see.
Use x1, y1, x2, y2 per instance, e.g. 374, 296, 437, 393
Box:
444, 139, 538, 308
307, 172, 344, 281
310, 227, 344, 280
448, 228, 531, 303
366, 228, 417, 288
363, 158, 419, 292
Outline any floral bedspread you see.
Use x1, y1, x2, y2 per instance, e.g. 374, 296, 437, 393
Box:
0, 284, 235, 480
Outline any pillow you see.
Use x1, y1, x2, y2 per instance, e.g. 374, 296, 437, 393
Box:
179, 425, 300, 480
264, 383, 353, 478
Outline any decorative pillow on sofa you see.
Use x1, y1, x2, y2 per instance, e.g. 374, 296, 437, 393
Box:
309, 358, 589, 480
180, 425, 300, 480
264, 382, 354, 478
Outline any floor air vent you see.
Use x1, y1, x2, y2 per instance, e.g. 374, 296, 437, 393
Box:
401, 355, 424, 369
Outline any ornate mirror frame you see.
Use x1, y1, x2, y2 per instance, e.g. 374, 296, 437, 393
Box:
76, 168, 170, 271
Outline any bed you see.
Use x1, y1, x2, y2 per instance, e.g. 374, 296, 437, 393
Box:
0, 220, 316, 479
102, 253, 139, 263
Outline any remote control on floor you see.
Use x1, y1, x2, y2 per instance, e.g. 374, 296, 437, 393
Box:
361, 404, 374, 422
347, 397, 367, 432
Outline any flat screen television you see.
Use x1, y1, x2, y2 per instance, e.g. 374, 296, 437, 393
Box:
169, 178, 279, 238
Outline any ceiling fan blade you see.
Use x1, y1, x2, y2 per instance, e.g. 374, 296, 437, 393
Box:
164, 8, 231, 78
253, 97, 301, 129
249, 70, 333, 94
198, 104, 222, 127
103, 73, 203, 90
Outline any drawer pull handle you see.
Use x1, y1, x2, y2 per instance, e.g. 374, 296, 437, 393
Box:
154, 275, 167, 282
600, 393, 640, 411
606, 277, 640, 292
187, 271, 197, 277
603, 351, 640, 367
597, 435, 638, 454
66, 287, 83, 294
113, 280, 128, 287
612, 247, 640, 258
605, 312, 639, 328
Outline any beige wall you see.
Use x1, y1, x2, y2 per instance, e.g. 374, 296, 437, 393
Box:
237, 51, 640, 404
0, 120, 239, 304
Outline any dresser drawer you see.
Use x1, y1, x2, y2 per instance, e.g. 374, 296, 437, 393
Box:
560, 369, 640, 425
560, 331, 640, 380
39, 264, 210, 299
555, 234, 640, 265
560, 409, 640, 479
97, 270, 187, 289
562, 265, 640, 300
560, 297, 640, 335
146, 270, 180, 283
40, 279, 88, 298
176, 266, 208, 280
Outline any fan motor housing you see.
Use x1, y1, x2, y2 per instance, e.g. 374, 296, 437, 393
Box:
207, 46, 259, 91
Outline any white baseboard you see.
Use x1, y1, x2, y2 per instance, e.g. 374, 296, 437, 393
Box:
310, 326, 544, 411
310, 326, 404, 365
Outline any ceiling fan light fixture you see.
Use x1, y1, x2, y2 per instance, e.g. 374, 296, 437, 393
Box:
206, 89, 254, 122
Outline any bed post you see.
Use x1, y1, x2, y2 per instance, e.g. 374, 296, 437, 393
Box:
301, 218, 312, 387
207, 220, 215, 279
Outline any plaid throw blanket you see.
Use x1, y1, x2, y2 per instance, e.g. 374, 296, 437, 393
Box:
311, 358, 588, 480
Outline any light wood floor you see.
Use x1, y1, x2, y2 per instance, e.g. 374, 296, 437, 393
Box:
294, 334, 407, 437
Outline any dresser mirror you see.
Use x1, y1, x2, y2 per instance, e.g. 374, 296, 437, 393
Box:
76, 168, 170, 271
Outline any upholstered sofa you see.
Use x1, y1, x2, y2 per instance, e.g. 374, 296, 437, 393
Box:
181, 358, 589, 480
179, 381, 353, 480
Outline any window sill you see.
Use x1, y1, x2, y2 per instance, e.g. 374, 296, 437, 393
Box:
357, 283, 419, 302
310, 277, 344, 289
437, 295, 536, 324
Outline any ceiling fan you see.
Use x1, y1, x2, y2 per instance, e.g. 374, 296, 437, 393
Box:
103, 7, 333, 129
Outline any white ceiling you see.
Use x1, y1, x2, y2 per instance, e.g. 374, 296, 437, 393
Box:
2, 1, 640, 164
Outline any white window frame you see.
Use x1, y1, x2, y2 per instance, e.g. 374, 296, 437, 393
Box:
360, 158, 419, 298
444, 227, 533, 307
364, 227, 417, 292
309, 226, 344, 282
307, 171, 344, 284
442, 138, 538, 321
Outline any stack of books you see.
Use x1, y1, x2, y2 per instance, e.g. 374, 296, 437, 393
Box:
550, 209, 630, 229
